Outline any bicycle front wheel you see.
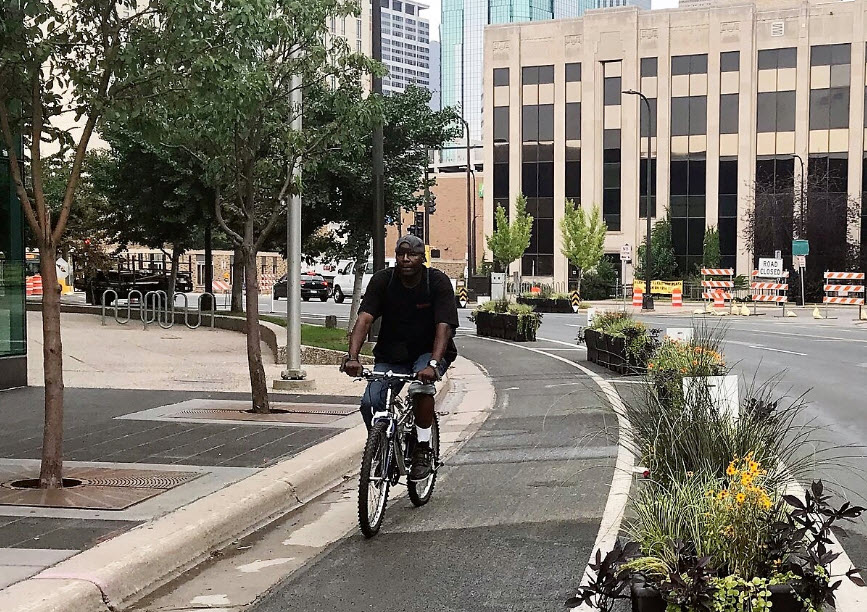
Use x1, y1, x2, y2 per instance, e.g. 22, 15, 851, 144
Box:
358, 421, 391, 537
408, 412, 440, 507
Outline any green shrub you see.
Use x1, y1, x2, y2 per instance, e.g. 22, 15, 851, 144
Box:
469, 298, 542, 337
581, 258, 616, 300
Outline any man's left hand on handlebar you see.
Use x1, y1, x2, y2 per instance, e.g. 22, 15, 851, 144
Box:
342, 355, 363, 378
417, 365, 438, 384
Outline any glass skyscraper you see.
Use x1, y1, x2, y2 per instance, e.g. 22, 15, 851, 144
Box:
440, 0, 592, 160
0, 142, 27, 389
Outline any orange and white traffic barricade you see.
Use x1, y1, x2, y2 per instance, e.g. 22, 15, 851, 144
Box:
671, 288, 683, 308
632, 286, 643, 307
750, 269, 789, 315
212, 280, 231, 294
30, 274, 43, 297
701, 268, 734, 309
823, 271, 865, 318
26, 276, 34, 296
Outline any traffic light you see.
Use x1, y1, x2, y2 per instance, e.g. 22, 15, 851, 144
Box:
426, 193, 437, 215
407, 224, 419, 237
414, 211, 424, 239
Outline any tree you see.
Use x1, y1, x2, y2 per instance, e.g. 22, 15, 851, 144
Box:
0, 0, 168, 488
560, 201, 606, 297
93, 129, 210, 296
133, 0, 379, 414
486, 194, 533, 276
634, 215, 678, 280
300, 85, 461, 330
702, 226, 721, 269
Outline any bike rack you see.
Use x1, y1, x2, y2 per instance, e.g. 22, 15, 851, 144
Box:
100, 289, 216, 331
142, 290, 169, 329
101, 289, 143, 326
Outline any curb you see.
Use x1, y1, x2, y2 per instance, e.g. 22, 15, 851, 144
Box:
0, 368, 455, 612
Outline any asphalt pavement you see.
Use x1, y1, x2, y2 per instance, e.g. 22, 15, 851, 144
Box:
247, 335, 620, 612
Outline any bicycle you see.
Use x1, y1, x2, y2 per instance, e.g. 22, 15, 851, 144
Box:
357, 369, 441, 537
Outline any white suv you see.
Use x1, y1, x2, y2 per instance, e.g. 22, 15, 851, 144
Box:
331, 259, 394, 303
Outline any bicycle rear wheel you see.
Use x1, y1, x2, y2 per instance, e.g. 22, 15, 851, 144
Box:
408, 412, 440, 507
358, 421, 391, 537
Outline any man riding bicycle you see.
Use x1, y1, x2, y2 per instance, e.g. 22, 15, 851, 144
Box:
342, 234, 458, 482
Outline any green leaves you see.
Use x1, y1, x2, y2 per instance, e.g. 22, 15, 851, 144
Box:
486, 194, 533, 271
560, 200, 606, 289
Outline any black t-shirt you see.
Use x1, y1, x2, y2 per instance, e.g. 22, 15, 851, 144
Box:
359, 267, 459, 364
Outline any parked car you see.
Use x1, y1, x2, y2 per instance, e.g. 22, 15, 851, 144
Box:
330, 259, 395, 304
273, 273, 330, 302
82, 267, 194, 305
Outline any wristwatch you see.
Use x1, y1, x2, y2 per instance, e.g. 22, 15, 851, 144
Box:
344, 353, 359, 363
428, 359, 439, 369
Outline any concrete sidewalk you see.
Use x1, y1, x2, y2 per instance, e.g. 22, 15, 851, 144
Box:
0, 310, 466, 606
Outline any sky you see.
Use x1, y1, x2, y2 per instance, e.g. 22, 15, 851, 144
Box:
419, 0, 679, 43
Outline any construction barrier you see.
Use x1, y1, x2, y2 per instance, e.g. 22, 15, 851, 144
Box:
27, 274, 43, 296
701, 269, 734, 308
212, 280, 231, 293
823, 271, 864, 306
632, 280, 685, 295
632, 286, 643, 307
671, 289, 683, 308
750, 270, 789, 303
457, 287, 469, 308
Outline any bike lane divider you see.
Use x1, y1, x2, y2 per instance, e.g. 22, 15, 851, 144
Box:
0, 357, 495, 612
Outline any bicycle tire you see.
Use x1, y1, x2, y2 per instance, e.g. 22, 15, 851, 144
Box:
358, 421, 391, 537
408, 412, 440, 507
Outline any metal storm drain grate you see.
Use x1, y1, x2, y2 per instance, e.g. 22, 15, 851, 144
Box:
84, 473, 199, 489
179, 403, 356, 417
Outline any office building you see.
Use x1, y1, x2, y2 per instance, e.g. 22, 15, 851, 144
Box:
483, 0, 867, 287
381, 0, 433, 95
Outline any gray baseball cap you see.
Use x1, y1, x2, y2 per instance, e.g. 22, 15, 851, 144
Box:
395, 234, 425, 254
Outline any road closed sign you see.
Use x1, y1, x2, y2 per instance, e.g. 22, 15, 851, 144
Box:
758, 257, 784, 277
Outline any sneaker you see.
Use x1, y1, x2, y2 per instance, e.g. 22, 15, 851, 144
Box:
409, 442, 433, 481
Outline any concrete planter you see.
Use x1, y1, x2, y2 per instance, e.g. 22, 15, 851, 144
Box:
630, 581, 806, 612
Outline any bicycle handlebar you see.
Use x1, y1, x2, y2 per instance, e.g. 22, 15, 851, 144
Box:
359, 369, 418, 381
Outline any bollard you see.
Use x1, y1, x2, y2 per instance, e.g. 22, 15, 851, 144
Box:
325, 315, 338, 329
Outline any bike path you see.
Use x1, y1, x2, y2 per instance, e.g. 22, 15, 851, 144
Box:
250, 336, 620, 612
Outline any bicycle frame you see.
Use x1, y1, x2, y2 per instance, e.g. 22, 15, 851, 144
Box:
367, 372, 418, 482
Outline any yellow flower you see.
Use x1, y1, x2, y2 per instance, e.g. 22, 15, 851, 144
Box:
741, 472, 754, 486
648, 362, 655, 370
748, 460, 760, 474
726, 463, 738, 476
736, 493, 746, 504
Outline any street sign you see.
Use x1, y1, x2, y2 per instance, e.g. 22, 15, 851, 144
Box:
758, 257, 784, 278
794, 255, 806, 269
793, 239, 810, 256
620, 244, 632, 261
55, 257, 69, 280
774, 249, 782, 260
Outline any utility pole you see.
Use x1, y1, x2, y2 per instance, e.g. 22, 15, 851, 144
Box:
282, 61, 304, 381
793, 153, 806, 306
372, 0, 385, 275
460, 118, 473, 277
624, 89, 654, 310
424, 148, 431, 244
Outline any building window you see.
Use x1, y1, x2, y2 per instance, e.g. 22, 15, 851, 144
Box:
640, 57, 657, 78
565, 102, 581, 141
493, 106, 509, 142
565, 62, 581, 82
493, 67, 509, 87
493, 101, 510, 225
603, 129, 621, 231
356, 19, 362, 39
406, 3, 414, 13
671, 96, 707, 136
603, 76, 621, 106
670, 156, 706, 273
809, 88, 849, 130
720, 51, 740, 72
754, 157, 794, 265
356, 39, 362, 52
638, 158, 657, 218
810, 43, 851, 66
522, 65, 554, 85
393, 0, 402, 9
671, 54, 707, 76
808, 155, 850, 275
757, 47, 797, 70
756, 91, 796, 132
719, 93, 739, 134
718, 159, 738, 270
640, 97, 657, 138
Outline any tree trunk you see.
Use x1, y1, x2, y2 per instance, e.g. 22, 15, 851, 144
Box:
169, 245, 181, 299
231, 247, 244, 312
346, 258, 366, 334
577, 270, 584, 299
243, 247, 270, 414
38, 244, 64, 489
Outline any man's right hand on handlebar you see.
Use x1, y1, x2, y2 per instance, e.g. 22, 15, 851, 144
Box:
342, 354, 363, 377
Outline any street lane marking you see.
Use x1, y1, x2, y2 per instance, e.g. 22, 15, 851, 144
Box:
537, 336, 586, 349
470, 336, 632, 611
726, 339, 807, 356
738, 328, 867, 344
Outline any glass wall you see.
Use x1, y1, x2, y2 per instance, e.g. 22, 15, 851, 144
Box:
1, 147, 27, 380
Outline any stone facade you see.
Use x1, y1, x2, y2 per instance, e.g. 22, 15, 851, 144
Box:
484, 0, 867, 287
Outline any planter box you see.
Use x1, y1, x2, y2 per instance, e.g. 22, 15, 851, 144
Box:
584, 328, 600, 363
474, 311, 538, 342
631, 582, 806, 612
516, 296, 575, 313
584, 329, 648, 375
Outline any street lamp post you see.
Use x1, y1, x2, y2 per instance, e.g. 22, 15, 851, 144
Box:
793, 153, 806, 306
459, 117, 474, 277
623, 89, 654, 311
372, 0, 385, 276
